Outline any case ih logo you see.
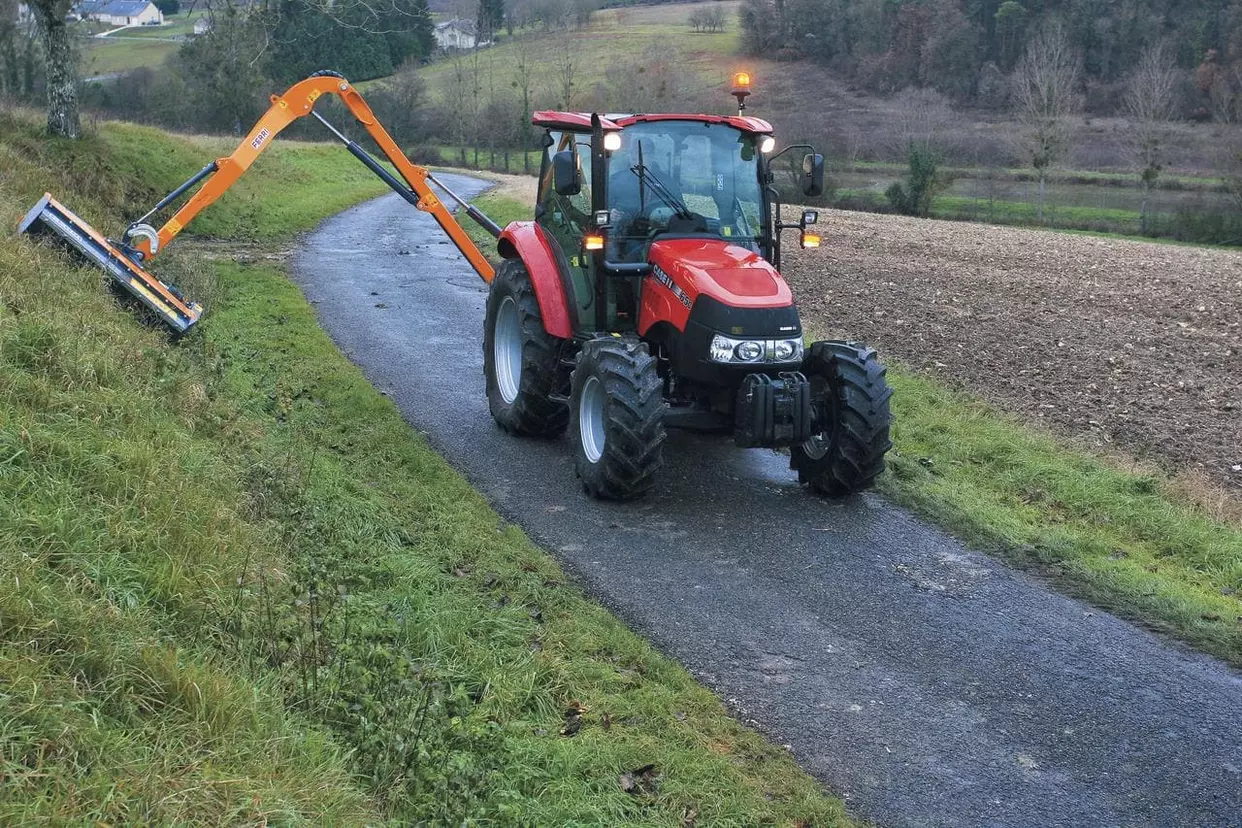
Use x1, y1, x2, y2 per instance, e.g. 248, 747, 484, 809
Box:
652, 265, 691, 309
250, 128, 271, 150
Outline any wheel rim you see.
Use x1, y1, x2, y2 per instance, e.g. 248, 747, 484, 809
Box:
800, 375, 834, 460
579, 375, 606, 463
494, 296, 521, 404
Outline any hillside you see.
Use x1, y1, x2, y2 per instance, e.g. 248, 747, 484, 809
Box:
0, 111, 850, 824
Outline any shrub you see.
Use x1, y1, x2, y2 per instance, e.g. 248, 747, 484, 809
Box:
885, 143, 947, 216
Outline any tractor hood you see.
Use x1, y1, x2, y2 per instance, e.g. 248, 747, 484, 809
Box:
646, 238, 793, 310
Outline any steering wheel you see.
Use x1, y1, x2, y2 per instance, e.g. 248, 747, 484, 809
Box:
645, 205, 677, 228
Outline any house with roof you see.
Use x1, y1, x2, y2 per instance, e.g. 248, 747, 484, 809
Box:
76, 0, 164, 26
433, 19, 489, 51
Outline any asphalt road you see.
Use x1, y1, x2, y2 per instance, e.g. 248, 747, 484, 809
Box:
292, 175, 1242, 827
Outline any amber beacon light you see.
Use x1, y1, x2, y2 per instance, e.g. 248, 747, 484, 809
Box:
731, 72, 752, 114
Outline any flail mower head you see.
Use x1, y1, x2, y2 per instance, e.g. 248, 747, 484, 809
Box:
19, 194, 202, 334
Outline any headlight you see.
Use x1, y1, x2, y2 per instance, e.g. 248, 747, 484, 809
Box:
774, 339, 802, 361
734, 340, 764, 361
709, 334, 804, 364
710, 335, 735, 363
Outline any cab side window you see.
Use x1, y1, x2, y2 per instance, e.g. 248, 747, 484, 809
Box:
538, 131, 593, 231
536, 130, 596, 328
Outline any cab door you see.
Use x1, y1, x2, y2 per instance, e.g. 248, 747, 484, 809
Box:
536, 130, 597, 331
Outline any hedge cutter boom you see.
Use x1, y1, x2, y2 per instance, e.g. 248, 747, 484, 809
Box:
18, 71, 499, 334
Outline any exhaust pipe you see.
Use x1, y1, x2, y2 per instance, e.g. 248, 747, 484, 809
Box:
19, 194, 202, 334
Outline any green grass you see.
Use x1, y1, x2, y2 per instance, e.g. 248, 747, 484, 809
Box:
121, 10, 206, 39
841, 160, 1229, 191
0, 110, 850, 824
833, 186, 1194, 241
467, 190, 1242, 666
415, 2, 742, 100
80, 37, 178, 75
877, 370, 1242, 663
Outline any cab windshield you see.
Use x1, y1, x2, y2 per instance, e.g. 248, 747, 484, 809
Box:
606, 120, 765, 258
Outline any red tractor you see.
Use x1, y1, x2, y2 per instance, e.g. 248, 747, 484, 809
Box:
484, 81, 893, 500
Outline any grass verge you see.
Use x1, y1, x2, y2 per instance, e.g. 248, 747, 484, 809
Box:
878, 371, 1242, 663
0, 111, 849, 823
467, 189, 1242, 667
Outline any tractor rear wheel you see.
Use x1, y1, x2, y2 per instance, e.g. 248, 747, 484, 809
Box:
483, 259, 569, 437
790, 341, 893, 495
569, 337, 666, 500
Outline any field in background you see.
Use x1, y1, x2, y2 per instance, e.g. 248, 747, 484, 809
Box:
76, 9, 206, 77
80, 37, 178, 76
388, 1, 741, 97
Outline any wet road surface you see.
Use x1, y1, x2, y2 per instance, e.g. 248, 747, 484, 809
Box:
292, 176, 1242, 827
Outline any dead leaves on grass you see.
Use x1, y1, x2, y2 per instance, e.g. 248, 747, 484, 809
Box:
618, 763, 661, 797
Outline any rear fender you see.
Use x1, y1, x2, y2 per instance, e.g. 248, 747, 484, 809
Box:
497, 221, 574, 339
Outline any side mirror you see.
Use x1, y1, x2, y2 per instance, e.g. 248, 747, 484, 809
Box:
553, 150, 580, 196
802, 153, 824, 198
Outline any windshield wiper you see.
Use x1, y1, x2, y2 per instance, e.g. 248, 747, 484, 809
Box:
631, 140, 693, 221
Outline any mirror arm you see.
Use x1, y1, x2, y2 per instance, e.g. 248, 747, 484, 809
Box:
767, 183, 784, 271
767, 143, 815, 164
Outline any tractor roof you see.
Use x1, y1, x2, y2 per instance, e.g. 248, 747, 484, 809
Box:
531, 111, 772, 134
531, 112, 621, 131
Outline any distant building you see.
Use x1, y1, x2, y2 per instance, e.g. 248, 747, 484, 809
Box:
76, 0, 164, 26
192, 17, 211, 35
433, 19, 489, 50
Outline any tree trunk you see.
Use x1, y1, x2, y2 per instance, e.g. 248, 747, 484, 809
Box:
1037, 173, 1046, 221
1139, 181, 1150, 235
33, 0, 79, 138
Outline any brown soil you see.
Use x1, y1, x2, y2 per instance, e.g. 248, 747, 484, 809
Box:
782, 210, 1242, 491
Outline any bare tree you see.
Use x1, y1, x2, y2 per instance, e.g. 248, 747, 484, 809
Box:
27, 0, 78, 137
1011, 18, 1081, 220
885, 87, 953, 216
551, 41, 574, 109
892, 86, 952, 156
703, 4, 727, 33
512, 34, 539, 172
1124, 42, 1179, 234
688, 5, 726, 33
446, 51, 471, 165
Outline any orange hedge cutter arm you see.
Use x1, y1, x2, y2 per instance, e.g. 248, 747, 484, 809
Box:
123, 71, 497, 283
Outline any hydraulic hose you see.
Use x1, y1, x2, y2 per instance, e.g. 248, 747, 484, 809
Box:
311, 110, 502, 238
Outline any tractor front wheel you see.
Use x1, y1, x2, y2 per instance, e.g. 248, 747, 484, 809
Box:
483, 259, 569, 437
569, 338, 666, 500
790, 341, 893, 495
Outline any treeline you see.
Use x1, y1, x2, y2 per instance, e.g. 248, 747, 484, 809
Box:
740, 0, 1242, 116
74, 0, 434, 134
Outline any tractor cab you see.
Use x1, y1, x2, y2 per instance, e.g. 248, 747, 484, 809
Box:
528, 110, 824, 337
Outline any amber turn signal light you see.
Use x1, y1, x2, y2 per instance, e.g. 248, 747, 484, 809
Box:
800, 232, 821, 249
584, 234, 604, 251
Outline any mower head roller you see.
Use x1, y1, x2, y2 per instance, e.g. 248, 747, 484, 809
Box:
19, 194, 202, 334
